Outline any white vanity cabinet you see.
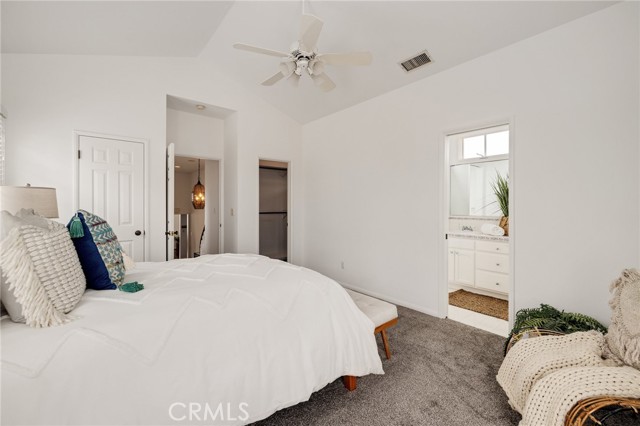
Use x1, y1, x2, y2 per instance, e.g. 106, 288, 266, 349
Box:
448, 237, 509, 295
448, 238, 475, 287
474, 240, 509, 294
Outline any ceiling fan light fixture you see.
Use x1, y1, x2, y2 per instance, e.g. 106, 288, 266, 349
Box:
233, 13, 372, 92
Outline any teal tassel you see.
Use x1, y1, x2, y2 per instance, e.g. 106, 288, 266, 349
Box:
69, 213, 84, 238
119, 282, 144, 293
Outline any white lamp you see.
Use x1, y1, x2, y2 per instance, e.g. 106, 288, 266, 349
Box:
0, 185, 59, 218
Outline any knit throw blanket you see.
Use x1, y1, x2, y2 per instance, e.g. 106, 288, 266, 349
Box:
519, 366, 640, 426
497, 331, 611, 413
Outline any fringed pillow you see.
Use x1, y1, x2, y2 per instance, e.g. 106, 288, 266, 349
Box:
67, 210, 125, 290
606, 269, 640, 369
0, 210, 86, 327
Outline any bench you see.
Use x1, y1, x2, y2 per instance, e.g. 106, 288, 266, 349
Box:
342, 289, 398, 391
346, 288, 399, 359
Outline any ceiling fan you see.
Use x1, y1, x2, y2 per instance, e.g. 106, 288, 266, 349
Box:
233, 13, 372, 92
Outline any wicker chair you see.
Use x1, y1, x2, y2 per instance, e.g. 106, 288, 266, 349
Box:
566, 397, 640, 426
505, 328, 640, 426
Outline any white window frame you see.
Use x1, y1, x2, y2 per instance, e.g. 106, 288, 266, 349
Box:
453, 124, 510, 164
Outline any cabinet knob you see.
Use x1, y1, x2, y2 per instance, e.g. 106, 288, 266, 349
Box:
496, 283, 500, 286
496, 263, 500, 266
496, 248, 500, 251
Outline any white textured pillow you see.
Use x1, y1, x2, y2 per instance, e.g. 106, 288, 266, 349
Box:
122, 251, 136, 271
0, 211, 86, 327
606, 269, 640, 369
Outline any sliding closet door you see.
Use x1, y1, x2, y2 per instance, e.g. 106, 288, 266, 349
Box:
259, 163, 288, 261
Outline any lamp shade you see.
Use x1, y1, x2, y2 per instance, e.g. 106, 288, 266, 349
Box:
0, 186, 59, 218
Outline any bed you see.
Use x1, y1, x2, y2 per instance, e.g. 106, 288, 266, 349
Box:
1, 254, 384, 425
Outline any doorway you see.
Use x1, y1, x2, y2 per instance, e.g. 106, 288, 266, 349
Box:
170, 155, 221, 259
443, 123, 512, 336
259, 160, 288, 261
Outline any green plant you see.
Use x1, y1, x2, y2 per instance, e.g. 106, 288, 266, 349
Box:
491, 172, 509, 217
504, 304, 607, 354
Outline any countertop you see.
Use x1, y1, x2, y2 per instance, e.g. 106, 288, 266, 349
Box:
447, 231, 509, 242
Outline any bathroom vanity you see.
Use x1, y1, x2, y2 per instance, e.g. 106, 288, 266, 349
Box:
448, 233, 509, 297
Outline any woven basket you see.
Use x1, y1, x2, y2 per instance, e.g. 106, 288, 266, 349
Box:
565, 396, 640, 426
505, 328, 565, 354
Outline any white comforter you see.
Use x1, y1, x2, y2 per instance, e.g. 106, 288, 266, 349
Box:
1, 254, 383, 425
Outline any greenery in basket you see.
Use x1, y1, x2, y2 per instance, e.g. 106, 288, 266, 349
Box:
491, 172, 509, 217
504, 304, 607, 354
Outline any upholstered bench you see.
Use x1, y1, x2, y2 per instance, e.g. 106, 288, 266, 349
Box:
345, 289, 398, 359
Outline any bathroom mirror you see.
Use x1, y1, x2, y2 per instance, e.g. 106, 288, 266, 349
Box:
450, 159, 508, 217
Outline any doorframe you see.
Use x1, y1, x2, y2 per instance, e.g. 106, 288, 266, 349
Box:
171, 153, 224, 255
257, 158, 292, 262
73, 130, 150, 261
438, 117, 516, 328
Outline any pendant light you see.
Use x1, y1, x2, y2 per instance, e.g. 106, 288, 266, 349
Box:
192, 159, 205, 209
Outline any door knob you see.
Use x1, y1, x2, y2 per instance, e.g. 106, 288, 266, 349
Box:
135, 230, 142, 236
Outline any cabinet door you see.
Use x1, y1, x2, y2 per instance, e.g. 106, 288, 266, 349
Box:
455, 248, 475, 286
448, 249, 456, 283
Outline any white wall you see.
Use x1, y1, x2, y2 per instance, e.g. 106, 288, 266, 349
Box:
166, 108, 224, 159
2, 55, 303, 262
302, 2, 639, 323
173, 171, 194, 214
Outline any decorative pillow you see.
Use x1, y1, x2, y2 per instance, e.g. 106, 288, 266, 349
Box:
0, 210, 86, 327
605, 269, 640, 369
67, 210, 124, 290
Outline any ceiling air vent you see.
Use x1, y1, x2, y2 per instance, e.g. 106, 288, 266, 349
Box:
400, 51, 432, 72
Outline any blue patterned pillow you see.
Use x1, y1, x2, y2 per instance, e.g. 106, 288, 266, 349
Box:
67, 211, 125, 290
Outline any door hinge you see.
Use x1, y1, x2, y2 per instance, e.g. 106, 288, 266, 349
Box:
77, 150, 81, 159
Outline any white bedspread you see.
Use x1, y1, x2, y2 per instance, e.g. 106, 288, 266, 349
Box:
1, 254, 384, 425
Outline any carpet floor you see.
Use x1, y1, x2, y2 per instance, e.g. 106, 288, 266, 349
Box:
449, 289, 509, 320
255, 306, 521, 426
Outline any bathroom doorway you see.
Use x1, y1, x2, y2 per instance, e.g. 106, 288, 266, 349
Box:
259, 160, 288, 262
172, 156, 221, 259
443, 123, 513, 336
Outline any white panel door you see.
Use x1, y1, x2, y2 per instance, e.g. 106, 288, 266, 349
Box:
166, 143, 175, 260
78, 135, 145, 261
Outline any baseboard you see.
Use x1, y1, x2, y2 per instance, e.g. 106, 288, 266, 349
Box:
340, 282, 442, 318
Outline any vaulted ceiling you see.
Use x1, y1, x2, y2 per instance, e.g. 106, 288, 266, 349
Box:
1, 1, 617, 123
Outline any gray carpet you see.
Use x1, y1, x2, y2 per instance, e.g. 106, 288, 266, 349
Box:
255, 306, 521, 426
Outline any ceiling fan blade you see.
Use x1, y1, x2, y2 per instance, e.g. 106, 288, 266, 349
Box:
233, 43, 290, 58
299, 14, 323, 51
280, 61, 296, 76
288, 73, 301, 88
317, 52, 373, 66
310, 72, 336, 92
261, 71, 286, 86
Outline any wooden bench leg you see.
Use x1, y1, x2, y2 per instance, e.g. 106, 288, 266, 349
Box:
380, 329, 391, 360
342, 375, 357, 391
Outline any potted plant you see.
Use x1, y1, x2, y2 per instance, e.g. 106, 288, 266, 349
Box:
491, 172, 509, 235
504, 304, 607, 354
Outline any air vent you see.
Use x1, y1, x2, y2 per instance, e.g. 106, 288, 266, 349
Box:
400, 51, 432, 72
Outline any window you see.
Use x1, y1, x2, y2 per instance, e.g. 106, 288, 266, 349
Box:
461, 128, 509, 159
